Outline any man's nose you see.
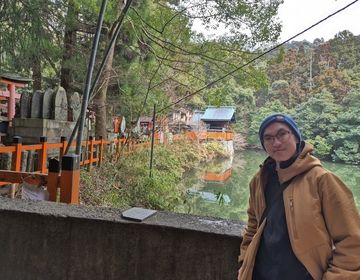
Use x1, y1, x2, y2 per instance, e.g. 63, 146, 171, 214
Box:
272, 137, 282, 145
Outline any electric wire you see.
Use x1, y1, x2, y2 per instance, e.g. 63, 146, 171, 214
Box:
157, 0, 359, 113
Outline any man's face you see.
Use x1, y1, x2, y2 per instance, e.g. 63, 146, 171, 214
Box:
263, 122, 299, 162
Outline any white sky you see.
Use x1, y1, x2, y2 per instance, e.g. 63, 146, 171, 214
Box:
279, 0, 360, 42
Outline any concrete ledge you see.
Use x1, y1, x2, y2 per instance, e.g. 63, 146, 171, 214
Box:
0, 197, 244, 280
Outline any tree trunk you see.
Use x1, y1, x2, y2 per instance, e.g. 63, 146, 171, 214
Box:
93, 43, 115, 139
92, 1, 124, 139
32, 56, 42, 91
60, 0, 78, 93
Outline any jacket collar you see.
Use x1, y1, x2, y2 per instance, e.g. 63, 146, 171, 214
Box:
262, 142, 322, 184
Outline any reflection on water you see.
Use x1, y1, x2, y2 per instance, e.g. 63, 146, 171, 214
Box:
201, 155, 233, 182
187, 189, 231, 205
177, 150, 360, 222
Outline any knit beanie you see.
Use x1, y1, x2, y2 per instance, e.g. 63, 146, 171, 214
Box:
259, 114, 302, 150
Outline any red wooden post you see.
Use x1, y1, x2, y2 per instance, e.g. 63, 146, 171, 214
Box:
8, 83, 16, 125
1, 75, 30, 126
87, 136, 94, 171
47, 158, 60, 202
38, 136, 48, 173
116, 136, 121, 160
10, 136, 22, 198
60, 154, 80, 204
11, 136, 22, 172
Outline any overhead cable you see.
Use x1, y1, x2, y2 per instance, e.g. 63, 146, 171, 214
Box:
158, 0, 359, 113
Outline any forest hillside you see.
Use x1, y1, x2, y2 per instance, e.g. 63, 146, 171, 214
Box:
1, 1, 359, 164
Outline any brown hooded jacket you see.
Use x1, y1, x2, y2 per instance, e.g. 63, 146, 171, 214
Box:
238, 143, 360, 280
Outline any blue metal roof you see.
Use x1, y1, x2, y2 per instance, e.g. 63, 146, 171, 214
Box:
201, 106, 235, 121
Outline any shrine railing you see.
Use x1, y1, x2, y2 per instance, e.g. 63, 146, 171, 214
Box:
0, 130, 234, 204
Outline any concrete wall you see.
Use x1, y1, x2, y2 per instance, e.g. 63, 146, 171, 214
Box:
0, 197, 244, 280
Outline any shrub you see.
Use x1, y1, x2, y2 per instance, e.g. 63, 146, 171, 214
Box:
80, 140, 209, 211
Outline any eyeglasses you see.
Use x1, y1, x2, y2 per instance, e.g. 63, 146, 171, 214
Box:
263, 129, 291, 145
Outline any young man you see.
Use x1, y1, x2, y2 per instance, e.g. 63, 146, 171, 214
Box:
238, 114, 360, 280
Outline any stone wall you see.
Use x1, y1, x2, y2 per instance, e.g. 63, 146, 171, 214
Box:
0, 197, 244, 280
7, 86, 83, 144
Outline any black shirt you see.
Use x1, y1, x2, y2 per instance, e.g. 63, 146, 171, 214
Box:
252, 160, 313, 280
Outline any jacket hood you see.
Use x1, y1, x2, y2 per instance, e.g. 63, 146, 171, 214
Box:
262, 143, 322, 184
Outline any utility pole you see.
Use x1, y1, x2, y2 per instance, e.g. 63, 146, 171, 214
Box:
309, 47, 314, 93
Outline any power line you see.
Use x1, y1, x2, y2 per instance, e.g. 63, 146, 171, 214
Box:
158, 0, 359, 113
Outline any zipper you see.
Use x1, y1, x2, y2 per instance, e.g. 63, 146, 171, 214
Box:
289, 197, 298, 239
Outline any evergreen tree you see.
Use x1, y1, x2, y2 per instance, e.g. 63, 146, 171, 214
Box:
329, 90, 360, 164
293, 91, 340, 159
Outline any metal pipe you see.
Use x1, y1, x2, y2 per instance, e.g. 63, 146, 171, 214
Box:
89, 0, 133, 103
149, 104, 156, 178
75, 0, 108, 155
66, 0, 133, 155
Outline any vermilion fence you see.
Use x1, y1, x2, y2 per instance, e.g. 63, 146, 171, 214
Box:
185, 131, 234, 141
0, 130, 234, 204
0, 135, 137, 203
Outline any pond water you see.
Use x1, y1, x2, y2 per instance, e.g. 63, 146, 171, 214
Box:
176, 150, 360, 222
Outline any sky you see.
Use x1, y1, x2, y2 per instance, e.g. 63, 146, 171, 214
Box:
192, 0, 360, 42
279, 0, 360, 42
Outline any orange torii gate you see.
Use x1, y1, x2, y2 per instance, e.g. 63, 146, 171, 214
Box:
0, 73, 32, 126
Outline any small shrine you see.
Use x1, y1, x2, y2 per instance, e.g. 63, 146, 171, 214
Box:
201, 106, 236, 131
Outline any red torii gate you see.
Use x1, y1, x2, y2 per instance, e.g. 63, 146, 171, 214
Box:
0, 73, 32, 126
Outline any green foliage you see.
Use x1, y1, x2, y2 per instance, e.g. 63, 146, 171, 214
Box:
215, 192, 226, 206
1, 0, 285, 130
179, 0, 283, 47
80, 140, 206, 210
329, 30, 360, 69
307, 136, 332, 159
275, 46, 285, 64
269, 80, 295, 108
293, 90, 340, 141
331, 141, 360, 165
80, 138, 236, 210
247, 100, 288, 145
0, 0, 63, 85
258, 38, 360, 164
328, 90, 360, 164
290, 89, 360, 164
2, 0, 360, 165
203, 142, 231, 159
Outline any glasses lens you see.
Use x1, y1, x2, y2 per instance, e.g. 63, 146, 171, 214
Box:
263, 135, 273, 143
263, 130, 290, 144
277, 130, 290, 142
